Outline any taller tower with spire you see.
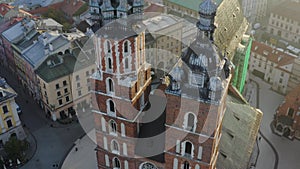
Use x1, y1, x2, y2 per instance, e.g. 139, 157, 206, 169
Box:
197, 0, 217, 41
89, 0, 144, 27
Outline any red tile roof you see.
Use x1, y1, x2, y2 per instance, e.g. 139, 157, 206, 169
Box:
0, 3, 13, 17
61, 0, 85, 17
251, 41, 295, 67
145, 3, 165, 13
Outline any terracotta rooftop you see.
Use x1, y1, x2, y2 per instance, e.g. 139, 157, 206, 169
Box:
251, 41, 295, 67
144, 3, 165, 13
0, 3, 13, 17
61, 0, 85, 16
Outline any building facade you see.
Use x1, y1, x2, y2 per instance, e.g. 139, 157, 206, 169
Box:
36, 44, 96, 121
267, 0, 300, 44
249, 41, 296, 94
240, 0, 267, 23
0, 77, 26, 147
274, 84, 300, 139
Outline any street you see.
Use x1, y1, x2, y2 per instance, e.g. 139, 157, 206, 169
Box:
246, 73, 300, 169
0, 66, 85, 169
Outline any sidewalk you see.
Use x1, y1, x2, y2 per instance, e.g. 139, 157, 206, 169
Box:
23, 127, 37, 164
61, 130, 97, 169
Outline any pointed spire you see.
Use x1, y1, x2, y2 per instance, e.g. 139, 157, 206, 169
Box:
199, 0, 217, 15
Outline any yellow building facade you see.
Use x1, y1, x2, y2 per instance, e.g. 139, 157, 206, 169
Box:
0, 77, 26, 146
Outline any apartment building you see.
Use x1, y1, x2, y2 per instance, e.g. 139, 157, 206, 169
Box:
249, 41, 296, 94
0, 77, 25, 146
267, 0, 300, 44
35, 37, 95, 121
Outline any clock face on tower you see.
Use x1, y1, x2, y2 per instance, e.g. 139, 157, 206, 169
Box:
140, 163, 158, 169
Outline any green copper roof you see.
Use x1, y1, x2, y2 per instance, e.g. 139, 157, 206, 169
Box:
167, 0, 223, 11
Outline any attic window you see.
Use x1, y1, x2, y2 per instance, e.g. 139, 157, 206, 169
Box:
233, 114, 240, 121
227, 132, 234, 139
220, 152, 227, 158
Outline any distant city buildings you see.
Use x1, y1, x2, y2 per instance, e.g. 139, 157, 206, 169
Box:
143, 14, 183, 73
240, 0, 267, 23
274, 84, 300, 139
249, 41, 296, 94
0, 77, 26, 146
267, 0, 300, 44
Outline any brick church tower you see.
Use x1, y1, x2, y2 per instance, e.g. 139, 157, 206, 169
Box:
92, 18, 153, 168
92, 0, 232, 169
163, 1, 231, 169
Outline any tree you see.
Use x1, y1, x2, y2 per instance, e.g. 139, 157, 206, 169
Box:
4, 137, 28, 162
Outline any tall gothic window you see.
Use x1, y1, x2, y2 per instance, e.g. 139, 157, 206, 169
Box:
109, 120, 117, 134
107, 41, 111, 53
183, 161, 189, 169
108, 58, 112, 69
111, 140, 119, 153
187, 113, 195, 131
185, 142, 192, 156
184, 113, 196, 132
124, 41, 129, 53
113, 157, 121, 168
107, 78, 114, 93
109, 100, 115, 112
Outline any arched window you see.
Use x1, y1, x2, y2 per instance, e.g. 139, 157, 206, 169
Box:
108, 57, 112, 69
107, 41, 111, 53
109, 100, 115, 112
124, 41, 129, 53
107, 99, 115, 112
113, 157, 121, 169
183, 161, 189, 169
111, 140, 119, 153
185, 142, 192, 156
187, 113, 195, 131
107, 78, 114, 93
195, 164, 200, 169
109, 120, 117, 134
184, 113, 197, 132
